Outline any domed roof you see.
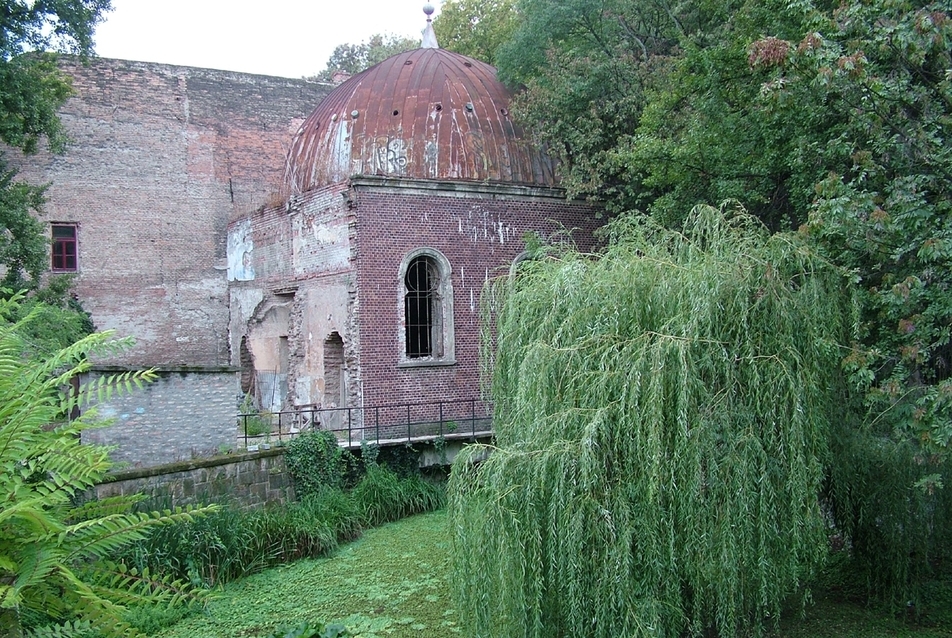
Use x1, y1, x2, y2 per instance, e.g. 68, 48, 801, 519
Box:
285, 47, 559, 193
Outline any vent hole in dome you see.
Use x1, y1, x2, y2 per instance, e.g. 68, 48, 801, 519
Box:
435, 104, 442, 111
393, 109, 400, 116
465, 102, 474, 111
405, 60, 413, 65
500, 108, 509, 116
463, 61, 473, 67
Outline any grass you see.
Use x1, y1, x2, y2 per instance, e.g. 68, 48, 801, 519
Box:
155, 510, 459, 638
777, 592, 952, 638
153, 509, 952, 638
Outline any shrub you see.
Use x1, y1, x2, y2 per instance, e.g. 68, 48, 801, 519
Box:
827, 428, 952, 609
285, 430, 360, 496
119, 489, 366, 589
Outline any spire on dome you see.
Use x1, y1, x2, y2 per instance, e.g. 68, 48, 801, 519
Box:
421, 3, 439, 48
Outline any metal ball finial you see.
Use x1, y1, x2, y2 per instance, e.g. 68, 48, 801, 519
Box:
423, 3, 435, 18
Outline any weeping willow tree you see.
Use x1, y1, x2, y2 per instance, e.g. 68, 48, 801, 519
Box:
451, 205, 859, 638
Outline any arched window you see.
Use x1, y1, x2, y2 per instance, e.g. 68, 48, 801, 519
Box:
399, 248, 454, 366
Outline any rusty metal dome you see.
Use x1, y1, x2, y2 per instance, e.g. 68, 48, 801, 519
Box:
285, 48, 559, 193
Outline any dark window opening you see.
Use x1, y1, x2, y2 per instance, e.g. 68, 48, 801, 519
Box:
405, 256, 438, 358
51, 224, 77, 272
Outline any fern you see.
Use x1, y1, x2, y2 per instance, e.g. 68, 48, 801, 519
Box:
0, 294, 216, 637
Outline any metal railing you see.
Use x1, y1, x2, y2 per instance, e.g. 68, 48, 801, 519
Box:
238, 398, 492, 449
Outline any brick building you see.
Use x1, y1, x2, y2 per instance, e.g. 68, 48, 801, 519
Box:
9, 56, 331, 465
228, 21, 600, 432
12, 20, 599, 466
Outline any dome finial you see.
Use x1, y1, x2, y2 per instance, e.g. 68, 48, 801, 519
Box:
422, 4, 439, 48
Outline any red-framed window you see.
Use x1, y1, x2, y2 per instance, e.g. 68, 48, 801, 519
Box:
51, 224, 78, 272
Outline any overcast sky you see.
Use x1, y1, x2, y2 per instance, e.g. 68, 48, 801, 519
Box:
93, 1, 442, 79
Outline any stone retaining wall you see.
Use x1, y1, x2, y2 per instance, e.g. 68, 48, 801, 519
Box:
94, 448, 293, 509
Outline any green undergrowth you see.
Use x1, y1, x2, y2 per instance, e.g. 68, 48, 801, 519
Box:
154, 510, 459, 638
110, 461, 445, 636
777, 589, 952, 638
149, 509, 951, 638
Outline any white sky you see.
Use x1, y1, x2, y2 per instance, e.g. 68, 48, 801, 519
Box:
93, 1, 442, 79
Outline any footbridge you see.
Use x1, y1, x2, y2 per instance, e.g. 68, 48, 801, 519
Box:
239, 398, 494, 465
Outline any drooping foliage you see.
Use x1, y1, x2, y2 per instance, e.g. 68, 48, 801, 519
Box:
491, 0, 952, 602
452, 205, 857, 637
0, 294, 211, 638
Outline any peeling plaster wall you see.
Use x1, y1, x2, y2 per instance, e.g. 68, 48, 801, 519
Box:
229, 182, 359, 413
293, 282, 355, 407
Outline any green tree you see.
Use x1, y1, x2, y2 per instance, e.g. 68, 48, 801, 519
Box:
433, 0, 517, 65
0, 294, 212, 637
496, 0, 952, 605
493, 0, 710, 211
453, 206, 858, 637
307, 33, 419, 82
0, 0, 112, 288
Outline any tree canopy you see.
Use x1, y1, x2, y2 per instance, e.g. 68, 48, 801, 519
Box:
433, 0, 517, 65
307, 33, 419, 83
456, 0, 952, 615
453, 206, 858, 637
496, 0, 952, 479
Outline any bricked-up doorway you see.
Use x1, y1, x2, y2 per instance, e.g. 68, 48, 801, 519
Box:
323, 332, 345, 408
323, 332, 345, 432
239, 335, 255, 397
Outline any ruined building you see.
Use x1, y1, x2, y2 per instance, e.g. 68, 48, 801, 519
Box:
13, 18, 599, 466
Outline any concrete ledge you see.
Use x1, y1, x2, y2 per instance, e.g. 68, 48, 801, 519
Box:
103, 447, 286, 483
90, 365, 240, 373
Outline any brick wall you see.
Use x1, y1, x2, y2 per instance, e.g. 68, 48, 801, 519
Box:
81, 369, 239, 468
350, 178, 602, 408
10, 57, 331, 367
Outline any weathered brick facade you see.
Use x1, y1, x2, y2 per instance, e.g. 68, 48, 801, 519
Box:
229, 176, 601, 419
352, 179, 601, 408
7, 57, 332, 466
11, 49, 605, 468
13, 57, 330, 367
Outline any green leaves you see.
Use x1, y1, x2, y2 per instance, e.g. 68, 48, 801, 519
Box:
308, 34, 419, 82
434, 0, 518, 65
454, 205, 856, 637
0, 294, 212, 637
